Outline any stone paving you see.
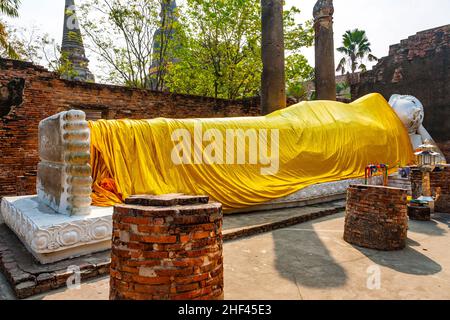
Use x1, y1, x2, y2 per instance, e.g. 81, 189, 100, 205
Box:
25, 210, 450, 300
223, 201, 345, 240
0, 200, 345, 299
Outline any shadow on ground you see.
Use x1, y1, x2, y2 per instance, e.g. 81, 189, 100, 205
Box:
272, 214, 348, 289
407, 214, 449, 237
353, 245, 442, 275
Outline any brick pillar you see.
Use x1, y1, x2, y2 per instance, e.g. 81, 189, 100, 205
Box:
410, 165, 450, 213
410, 167, 423, 199
313, 0, 336, 101
110, 194, 224, 300
431, 166, 450, 213
344, 185, 408, 251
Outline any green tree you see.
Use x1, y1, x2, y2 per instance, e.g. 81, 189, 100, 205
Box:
286, 54, 314, 101
336, 29, 378, 75
1, 24, 75, 76
165, 1, 313, 100
165, 0, 262, 100
0, 0, 21, 59
79, 0, 178, 89
284, 6, 314, 101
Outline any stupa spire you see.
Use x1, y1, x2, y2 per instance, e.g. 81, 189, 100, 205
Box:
149, 0, 178, 90
61, 0, 95, 82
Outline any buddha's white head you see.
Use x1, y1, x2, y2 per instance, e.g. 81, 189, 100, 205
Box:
388, 94, 424, 134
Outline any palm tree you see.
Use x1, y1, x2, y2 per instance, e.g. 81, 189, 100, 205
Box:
336, 29, 377, 75
0, 0, 21, 59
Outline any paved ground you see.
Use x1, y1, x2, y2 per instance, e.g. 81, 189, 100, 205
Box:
0, 200, 344, 299
223, 201, 345, 233
27, 211, 450, 300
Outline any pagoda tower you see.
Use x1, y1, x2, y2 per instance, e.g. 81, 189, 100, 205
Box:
149, 0, 178, 90
61, 0, 95, 82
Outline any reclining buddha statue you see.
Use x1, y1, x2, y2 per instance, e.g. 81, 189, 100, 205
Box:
2, 92, 443, 264
32, 92, 447, 217
83, 93, 419, 212
388, 94, 446, 163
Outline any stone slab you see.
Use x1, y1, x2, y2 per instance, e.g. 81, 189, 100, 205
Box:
1, 196, 113, 264
0, 224, 110, 299
125, 193, 210, 207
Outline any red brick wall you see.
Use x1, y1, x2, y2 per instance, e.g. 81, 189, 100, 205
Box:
0, 59, 261, 197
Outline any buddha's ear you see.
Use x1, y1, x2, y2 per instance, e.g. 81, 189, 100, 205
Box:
388, 94, 401, 107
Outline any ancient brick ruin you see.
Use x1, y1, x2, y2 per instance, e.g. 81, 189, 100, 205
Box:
344, 185, 408, 251
0, 59, 261, 198
410, 166, 450, 214
110, 194, 224, 300
353, 25, 450, 160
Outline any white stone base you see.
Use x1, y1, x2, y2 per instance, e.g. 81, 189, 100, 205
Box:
229, 177, 380, 214
0, 196, 113, 264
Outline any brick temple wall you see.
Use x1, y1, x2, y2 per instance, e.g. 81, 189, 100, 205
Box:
0, 59, 262, 197
353, 25, 450, 161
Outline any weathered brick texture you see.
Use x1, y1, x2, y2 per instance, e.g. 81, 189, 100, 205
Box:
407, 205, 431, 221
110, 194, 224, 300
0, 59, 261, 197
344, 185, 408, 251
410, 165, 450, 213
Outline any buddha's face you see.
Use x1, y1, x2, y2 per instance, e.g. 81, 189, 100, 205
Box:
388, 94, 424, 134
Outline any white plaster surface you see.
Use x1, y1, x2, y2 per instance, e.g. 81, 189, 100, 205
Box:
1, 196, 112, 264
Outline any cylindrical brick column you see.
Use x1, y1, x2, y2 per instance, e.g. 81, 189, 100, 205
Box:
110, 194, 224, 300
344, 185, 408, 251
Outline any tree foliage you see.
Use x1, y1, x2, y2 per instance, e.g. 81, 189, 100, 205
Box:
165, 0, 314, 100
3, 0, 314, 101
78, 0, 179, 89
0, 24, 75, 76
336, 29, 378, 75
0, 0, 21, 58
165, 0, 262, 100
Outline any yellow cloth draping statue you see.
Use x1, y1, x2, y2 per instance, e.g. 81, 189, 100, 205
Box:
88, 93, 414, 211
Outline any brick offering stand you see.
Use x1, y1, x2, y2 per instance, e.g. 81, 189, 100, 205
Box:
110, 194, 224, 300
344, 185, 408, 251
410, 165, 450, 213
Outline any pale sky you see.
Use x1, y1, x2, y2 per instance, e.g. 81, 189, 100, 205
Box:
5, 0, 450, 73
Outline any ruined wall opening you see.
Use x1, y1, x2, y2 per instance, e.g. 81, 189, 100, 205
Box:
0, 78, 25, 118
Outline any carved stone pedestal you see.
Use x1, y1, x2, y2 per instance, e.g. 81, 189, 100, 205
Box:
1, 196, 113, 264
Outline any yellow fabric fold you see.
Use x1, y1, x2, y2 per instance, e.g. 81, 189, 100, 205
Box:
88, 93, 415, 211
